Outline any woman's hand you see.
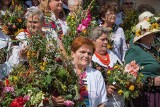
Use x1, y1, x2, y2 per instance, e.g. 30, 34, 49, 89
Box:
107, 85, 116, 96
154, 76, 160, 86
51, 96, 65, 106
19, 46, 28, 59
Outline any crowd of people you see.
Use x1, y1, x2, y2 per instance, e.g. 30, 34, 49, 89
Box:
0, 0, 160, 107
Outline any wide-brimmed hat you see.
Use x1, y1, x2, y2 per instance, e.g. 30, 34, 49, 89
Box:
134, 20, 160, 43
139, 11, 154, 22
138, 11, 160, 22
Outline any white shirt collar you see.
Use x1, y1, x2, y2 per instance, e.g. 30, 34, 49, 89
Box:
139, 43, 151, 49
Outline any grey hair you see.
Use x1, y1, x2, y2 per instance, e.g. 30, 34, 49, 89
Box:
25, 7, 45, 22
88, 26, 110, 41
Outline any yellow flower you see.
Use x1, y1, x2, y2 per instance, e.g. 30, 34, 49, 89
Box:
114, 65, 119, 69
82, 29, 87, 34
13, 76, 18, 82
27, 51, 31, 59
71, 15, 75, 19
107, 70, 111, 75
17, 18, 22, 23
107, 44, 112, 49
60, 34, 65, 38
129, 85, 135, 91
17, 6, 22, 11
40, 66, 45, 71
136, 30, 141, 36
43, 62, 48, 66
31, 52, 36, 56
151, 23, 159, 29
118, 89, 123, 95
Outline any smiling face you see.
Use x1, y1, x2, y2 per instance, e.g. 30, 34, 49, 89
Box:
72, 45, 93, 70
49, 0, 63, 13
94, 33, 108, 55
27, 15, 43, 34
103, 10, 116, 24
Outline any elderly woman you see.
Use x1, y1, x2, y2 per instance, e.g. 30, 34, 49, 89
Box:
52, 36, 107, 107
125, 20, 160, 107
7, 8, 45, 69
99, 4, 128, 62
88, 26, 124, 107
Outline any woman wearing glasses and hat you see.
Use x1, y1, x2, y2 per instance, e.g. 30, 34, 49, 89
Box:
125, 19, 160, 107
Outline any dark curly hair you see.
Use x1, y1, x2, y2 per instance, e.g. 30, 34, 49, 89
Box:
99, 4, 117, 24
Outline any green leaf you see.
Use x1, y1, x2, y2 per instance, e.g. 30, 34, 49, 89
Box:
124, 91, 130, 99
46, 75, 52, 85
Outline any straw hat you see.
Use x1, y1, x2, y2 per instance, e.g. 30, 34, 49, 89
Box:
138, 11, 160, 22
134, 20, 160, 43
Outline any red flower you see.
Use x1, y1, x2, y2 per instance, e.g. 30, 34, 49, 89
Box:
51, 21, 56, 28
5, 79, 9, 87
10, 96, 27, 107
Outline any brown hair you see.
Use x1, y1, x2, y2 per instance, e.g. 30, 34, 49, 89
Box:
99, 4, 117, 23
71, 36, 95, 53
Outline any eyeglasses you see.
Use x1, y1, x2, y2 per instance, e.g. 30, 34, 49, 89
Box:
123, 2, 134, 5
105, 13, 116, 16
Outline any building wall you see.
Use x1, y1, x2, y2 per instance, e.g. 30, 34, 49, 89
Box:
135, 0, 160, 14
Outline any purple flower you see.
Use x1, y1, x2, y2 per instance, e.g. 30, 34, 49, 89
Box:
4, 86, 14, 93
63, 100, 74, 107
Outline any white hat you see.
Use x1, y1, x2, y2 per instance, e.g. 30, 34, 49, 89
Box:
134, 20, 160, 43
138, 11, 160, 22
138, 11, 154, 22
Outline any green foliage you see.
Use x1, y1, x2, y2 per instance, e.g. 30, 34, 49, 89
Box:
121, 10, 138, 43
0, 34, 79, 106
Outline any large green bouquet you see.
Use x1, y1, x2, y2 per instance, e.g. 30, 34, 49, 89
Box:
0, 34, 79, 107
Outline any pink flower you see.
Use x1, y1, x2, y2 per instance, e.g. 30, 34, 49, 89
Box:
4, 86, 14, 93
63, 100, 74, 107
80, 90, 88, 97
77, 24, 86, 32
23, 95, 30, 101
124, 64, 132, 73
124, 60, 139, 77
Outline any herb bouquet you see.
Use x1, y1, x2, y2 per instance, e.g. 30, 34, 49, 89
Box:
63, 0, 98, 55
106, 60, 144, 100
0, 5, 25, 39
0, 34, 79, 107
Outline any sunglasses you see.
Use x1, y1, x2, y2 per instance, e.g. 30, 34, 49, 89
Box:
123, 2, 134, 5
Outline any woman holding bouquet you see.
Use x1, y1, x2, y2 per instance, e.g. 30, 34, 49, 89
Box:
71, 36, 107, 107
6, 8, 45, 69
125, 20, 160, 107
52, 36, 108, 107
88, 26, 124, 107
